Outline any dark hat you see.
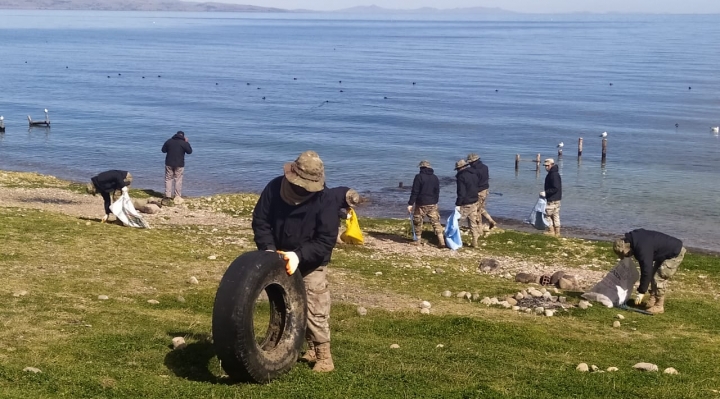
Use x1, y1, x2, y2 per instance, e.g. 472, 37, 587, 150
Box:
176, 131, 185, 138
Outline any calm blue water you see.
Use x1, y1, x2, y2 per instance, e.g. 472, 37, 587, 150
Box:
1, 11, 719, 250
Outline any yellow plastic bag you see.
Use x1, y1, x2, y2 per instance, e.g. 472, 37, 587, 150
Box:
340, 209, 364, 245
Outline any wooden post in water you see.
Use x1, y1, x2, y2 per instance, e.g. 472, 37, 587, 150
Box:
535, 153, 541, 172
558, 147, 563, 159
515, 154, 520, 172
398, 182, 403, 189
601, 138, 607, 163
578, 138, 583, 158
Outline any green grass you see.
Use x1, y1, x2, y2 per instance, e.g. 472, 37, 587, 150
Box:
2, 171, 720, 398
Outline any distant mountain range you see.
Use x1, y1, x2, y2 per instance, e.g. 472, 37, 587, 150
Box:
0, 0, 514, 13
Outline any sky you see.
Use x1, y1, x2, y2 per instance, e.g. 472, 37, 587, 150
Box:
226, 0, 720, 13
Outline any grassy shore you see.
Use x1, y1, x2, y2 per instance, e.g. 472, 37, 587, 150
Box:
1, 171, 720, 398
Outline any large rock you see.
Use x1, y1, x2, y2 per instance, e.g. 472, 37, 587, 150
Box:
478, 258, 500, 272
663, 367, 679, 375
576, 363, 589, 372
633, 362, 658, 372
515, 272, 538, 284
506, 297, 518, 306
141, 204, 161, 214
550, 271, 566, 285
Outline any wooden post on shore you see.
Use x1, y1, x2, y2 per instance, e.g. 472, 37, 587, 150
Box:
578, 138, 583, 158
515, 154, 520, 172
535, 153, 541, 172
601, 138, 607, 163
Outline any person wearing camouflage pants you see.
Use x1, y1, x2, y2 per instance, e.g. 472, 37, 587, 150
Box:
454, 159, 481, 247
407, 160, 445, 248
614, 229, 686, 314
542, 158, 562, 237
467, 153, 497, 233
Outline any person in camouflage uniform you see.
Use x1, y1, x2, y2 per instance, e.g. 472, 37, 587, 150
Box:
407, 160, 445, 248
541, 158, 562, 237
467, 153, 497, 233
614, 229, 686, 314
454, 159, 481, 247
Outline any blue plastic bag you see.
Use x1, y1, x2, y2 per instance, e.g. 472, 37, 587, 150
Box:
444, 209, 463, 250
527, 197, 550, 230
409, 213, 417, 241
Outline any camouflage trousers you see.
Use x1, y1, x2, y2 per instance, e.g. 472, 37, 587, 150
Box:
459, 202, 481, 243
413, 204, 444, 241
475, 189, 493, 229
303, 266, 331, 344
545, 200, 561, 228
651, 247, 686, 297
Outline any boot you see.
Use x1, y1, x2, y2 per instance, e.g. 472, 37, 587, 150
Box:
436, 233, 446, 249
485, 215, 497, 230
554, 227, 561, 238
646, 296, 665, 314
413, 239, 422, 247
544, 226, 556, 236
312, 342, 335, 372
645, 294, 657, 309
299, 341, 316, 363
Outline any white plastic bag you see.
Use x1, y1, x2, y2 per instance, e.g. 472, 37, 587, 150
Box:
527, 197, 550, 230
109, 191, 150, 229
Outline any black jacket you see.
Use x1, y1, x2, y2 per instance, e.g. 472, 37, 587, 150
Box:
161, 133, 193, 167
625, 229, 683, 294
544, 165, 562, 202
252, 176, 338, 274
470, 161, 489, 192
91, 170, 129, 194
455, 168, 479, 206
327, 186, 351, 219
408, 167, 440, 206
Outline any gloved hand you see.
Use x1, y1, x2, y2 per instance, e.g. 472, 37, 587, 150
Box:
455, 206, 461, 213
121, 186, 128, 193
101, 214, 109, 223
277, 251, 299, 275
407, 205, 413, 214
346, 212, 352, 220
540, 191, 546, 197
633, 292, 645, 306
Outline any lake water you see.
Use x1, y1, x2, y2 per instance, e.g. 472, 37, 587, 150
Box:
0, 11, 719, 251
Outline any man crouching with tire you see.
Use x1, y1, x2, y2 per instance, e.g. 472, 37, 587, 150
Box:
251, 150, 339, 373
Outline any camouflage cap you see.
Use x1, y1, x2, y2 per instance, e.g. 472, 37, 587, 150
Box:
613, 238, 631, 257
86, 181, 97, 195
345, 189, 360, 207
467, 153, 480, 162
418, 160, 431, 168
283, 150, 325, 192
454, 159, 468, 170
124, 172, 133, 186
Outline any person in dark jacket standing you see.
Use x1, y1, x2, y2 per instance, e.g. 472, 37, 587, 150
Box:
86, 170, 132, 223
467, 153, 497, 232
161, 130, 192, 203
541, 158, 562, 237
455, 159, 481, 247
327, 186, 361, 244
252, 150, 338, 373
407, 160, 444, 248
613, 229, 686, 314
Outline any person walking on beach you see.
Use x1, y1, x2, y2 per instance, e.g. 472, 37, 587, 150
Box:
251, 150, 338, 373
467, 153, 497, 233
541, 158, 562, 237
454, 159, 481, 247
161, 130, 192, 204
86, 170, 132, 223
327, 186, 361, 244
407, 160, 445, 248
613, 229, 686, 314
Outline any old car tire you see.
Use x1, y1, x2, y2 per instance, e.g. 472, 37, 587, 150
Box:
212, 251, 307, 383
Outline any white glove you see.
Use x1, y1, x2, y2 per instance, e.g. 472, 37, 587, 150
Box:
101, 214, 109, 223
121, 186, 128, 193
455, 206, 461, 212
633, 292, 645, 306
407, 205, 413, 214
278, 251, 299, 275
346, 212, 352, 220
539, 191, 546, 197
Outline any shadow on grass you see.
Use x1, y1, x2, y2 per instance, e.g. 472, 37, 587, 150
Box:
163, 332, 232, 385
19, 197, 80, 205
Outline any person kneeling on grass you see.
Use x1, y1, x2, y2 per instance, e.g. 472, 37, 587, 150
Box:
251, 150, 338, 373
614, 228, 686, 314
86, 170, 132, 223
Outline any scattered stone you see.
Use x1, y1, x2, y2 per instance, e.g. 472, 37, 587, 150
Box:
480, 297, 492, 306
540, 288, 548, 294
435, 344, 444, 348
506, 297, 518, 306
420, 308, 430, 315
464, 292, 472, 301
12, 290, 28, 297
456, 291, 467, 298
515, 272, 538, 283
23, 367, 42, 373
420, 301, 432, 309
529, 289, 543, 298
390, 344, 400, 349
85, 221, 92, 226
207, 255, 217, 260
172, 337, 187, 350
176, 296, 186, 303
434, 268, 445, 274
559, 275, 580, 290
545, 309, 555, 317
188, 276, 199, 285
559, 296, 567, 303
489, 297, 499, 305
478, 258, 500, 272
550, 271, 565, 285
471, 293, 481, 302
519, 307, 527, 312
499, 301, 512, 309
141, 204, 161, 214
633, 362, 658, 372
524, 308, 532, 314
441, 290, 452, 298
591, 365, 599, 372
616, 314, 625, 320
503, 272, 512, 279
357, 307, 367, 316
535, 307, 545, 314
542, 292, 552, 300
147, 300, 160, 305
97, 295, 109, 300
512, 306, 520, 311
515, 293, 525, 301
375, 271, 383, 276
578, 300, 590, 310
607, 367, 618, 372
613, 321, 621, 328
576, 363, 589, 372
663, 367, 679, 375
